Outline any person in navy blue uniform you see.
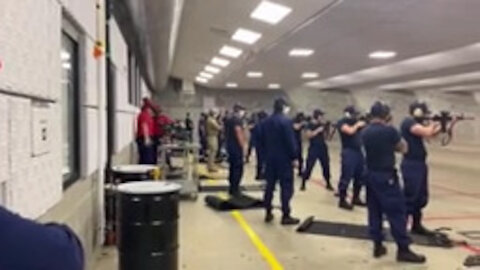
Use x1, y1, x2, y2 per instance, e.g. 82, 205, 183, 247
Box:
225, 104, 248, 196
261, 98, 300, 225
252, 111, 269, 180
362, 102, 426, 263
337, 105, 367, 210
245, 113, 257, 163
0, 206, 85, 270
301, 109, 333, 191
293, 112, 307, 177
401, 101, 442, 235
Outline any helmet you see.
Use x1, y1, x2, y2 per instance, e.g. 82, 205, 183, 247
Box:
409, 101, 430, 118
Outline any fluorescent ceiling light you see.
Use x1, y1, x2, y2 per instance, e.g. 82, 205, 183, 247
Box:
199, 72, 214, 79
220, 45, 243, 58
226, 82, 238, 88
302, 72, 319, 79
232, 28, 262, 45
211, 57, 231, 67
251, 1, 292, 25
196, 77, 208, 83
62, 63, 72, 70
369, 51, 397, 59
268, 83, 281, 89
204, 65, 221, 74
247, 71, 263, 78
289, 48, 314, 57
250, 1, 292, 24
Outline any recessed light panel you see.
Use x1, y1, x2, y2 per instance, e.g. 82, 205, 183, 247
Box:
232, 28, 262, 45
251, 1, 292, 25
268, 83, 281, 89
199, 72, 214, 79
247, 71, 263, 78
211, 57, 231, 67
226, 82, 238, 88
289, 48, 314, 57
205, 65, 221, 74
302, 72, 319, 79
220, 45, 243, 58
369, 51, 397, 59
196, 77, 208, 83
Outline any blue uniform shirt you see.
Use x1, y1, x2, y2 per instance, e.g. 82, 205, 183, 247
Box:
401, 117, 427, 161
225, 115, 244, 153
307, 122, 327, 148
261, 113, 297, 162
293, 118, 304, 143
362, 123, 401, 172
337, 117, 362, 151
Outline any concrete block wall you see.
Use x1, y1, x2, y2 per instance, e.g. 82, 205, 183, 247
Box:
1, 0, 148, 266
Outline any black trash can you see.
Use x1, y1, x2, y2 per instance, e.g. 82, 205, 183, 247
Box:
117, 181, 181, 270
112, 165, 159, 183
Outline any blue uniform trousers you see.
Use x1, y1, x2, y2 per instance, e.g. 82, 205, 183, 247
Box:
264, 159, 294, 216
136, 138, 157, 165
296, 140, 304, 175
366, 171, 411, 249
302, 144, 330, 183
401, 159, 429, 224
256, 146, 266, 179
228, 149, 244, 195
338, 149, 365, 199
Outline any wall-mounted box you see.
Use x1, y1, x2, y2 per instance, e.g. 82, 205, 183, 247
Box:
31, 101, 50, 157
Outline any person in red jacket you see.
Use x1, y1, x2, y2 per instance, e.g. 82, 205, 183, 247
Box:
136, 98, 156, 164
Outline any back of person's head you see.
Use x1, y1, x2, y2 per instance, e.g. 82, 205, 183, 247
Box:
370, 101, 391, 120
273, 97, 290, 114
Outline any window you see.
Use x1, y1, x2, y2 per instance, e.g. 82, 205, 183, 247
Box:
61, 32, 80, 188
128, 50, 142, 107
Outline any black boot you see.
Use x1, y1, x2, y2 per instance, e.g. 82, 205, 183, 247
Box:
352, 196, 367, 207
338, 199, 354, 210
281, 215, 300, 225
325, 182, 334, 191
373, 243, 387, 258
397, 248, 426, 264
300, 180, 306, 191
265, 211, 274, 223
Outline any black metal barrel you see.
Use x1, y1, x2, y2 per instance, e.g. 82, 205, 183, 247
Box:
117, 181, 181, 270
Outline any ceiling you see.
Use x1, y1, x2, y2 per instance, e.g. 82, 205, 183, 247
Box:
171, 0, 480, 93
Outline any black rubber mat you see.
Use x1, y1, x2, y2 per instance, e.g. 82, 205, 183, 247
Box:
200, 183, 265, 193
464, 255, 480, 267
205, 194, 264, 211
297, 216, 456, 248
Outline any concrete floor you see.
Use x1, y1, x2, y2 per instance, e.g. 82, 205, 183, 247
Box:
95, 146, 480, 270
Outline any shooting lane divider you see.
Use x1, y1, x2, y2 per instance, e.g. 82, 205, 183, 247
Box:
310, 178, 480, 255
213, 188, 284, 270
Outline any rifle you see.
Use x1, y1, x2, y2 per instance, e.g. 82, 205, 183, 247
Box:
427, 111, 475, 146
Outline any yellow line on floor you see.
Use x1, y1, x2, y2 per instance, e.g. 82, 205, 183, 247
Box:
209, 182, 283, 269
231, 210, 284, 270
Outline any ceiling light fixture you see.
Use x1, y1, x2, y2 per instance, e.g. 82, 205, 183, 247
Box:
204, 65, 221, 74
211, 56, 231, 67
268, 83, 281, 89
232, 28, 262, 45
196, 77, 208, 83
199, 72, 214, 79
226, 82, 238, 88
251, 1, 292, 25
247, 71, 263, 78
289, 48, 315, 57
220, 45, 243, 58
302, 72, 319, 79
369, 51, 397, 59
